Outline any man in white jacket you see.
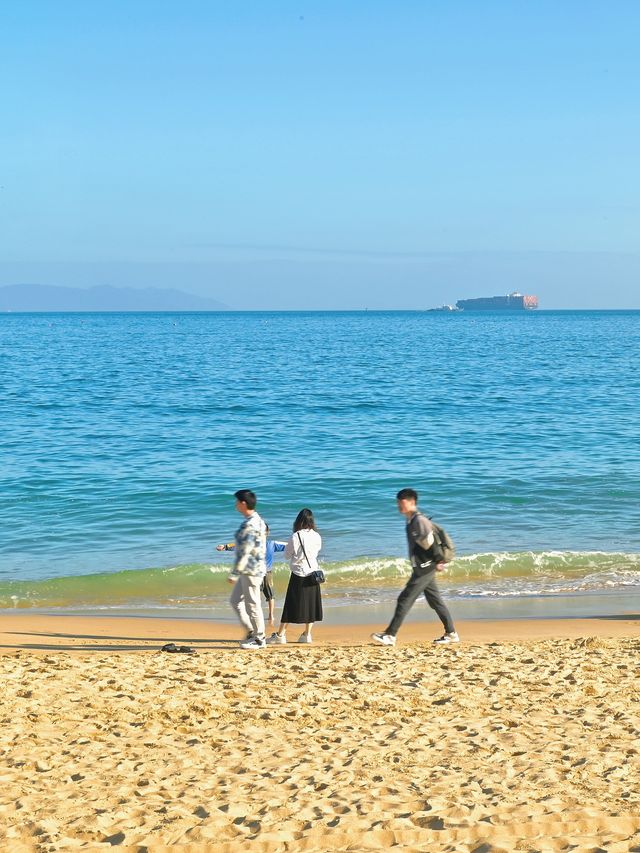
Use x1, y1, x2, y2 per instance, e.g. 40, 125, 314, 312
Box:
228, 489, 268, 649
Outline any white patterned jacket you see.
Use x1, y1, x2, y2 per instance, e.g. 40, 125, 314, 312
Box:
229, 512, 267, 578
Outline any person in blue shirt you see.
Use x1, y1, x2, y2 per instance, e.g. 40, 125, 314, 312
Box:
217, 524, 286, 629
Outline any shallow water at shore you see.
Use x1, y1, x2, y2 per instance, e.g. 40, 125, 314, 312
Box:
2, 589, 636, 625
0, 549, 637, 618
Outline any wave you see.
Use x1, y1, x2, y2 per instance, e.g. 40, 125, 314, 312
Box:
318, 550, 640, 582
317, 552, 640, 601
0, 551, 638, 610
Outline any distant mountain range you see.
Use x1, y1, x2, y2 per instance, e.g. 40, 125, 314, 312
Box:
0, 284, 228, 312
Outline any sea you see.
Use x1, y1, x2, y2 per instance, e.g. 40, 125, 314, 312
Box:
1, 310, 639, 624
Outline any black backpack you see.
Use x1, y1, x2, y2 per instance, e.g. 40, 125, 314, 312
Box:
429, 519, 456, 564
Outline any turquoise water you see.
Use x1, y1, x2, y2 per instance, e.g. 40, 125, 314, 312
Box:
1, 310, 639, 615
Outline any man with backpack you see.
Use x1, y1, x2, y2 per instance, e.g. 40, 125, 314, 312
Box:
372, 488, 459, 646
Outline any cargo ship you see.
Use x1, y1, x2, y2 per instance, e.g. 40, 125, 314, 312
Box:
456, 292, 538, 311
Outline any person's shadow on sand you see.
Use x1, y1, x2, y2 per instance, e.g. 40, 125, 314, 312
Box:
0, 631, 239, 652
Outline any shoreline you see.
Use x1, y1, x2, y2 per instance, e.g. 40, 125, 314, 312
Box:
1, 584, 638, 626
1, 610, 638, 654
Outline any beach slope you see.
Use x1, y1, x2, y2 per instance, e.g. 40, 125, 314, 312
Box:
1, 615, 639, 851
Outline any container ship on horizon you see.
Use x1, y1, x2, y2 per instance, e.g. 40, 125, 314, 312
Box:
456, 292, 539, 311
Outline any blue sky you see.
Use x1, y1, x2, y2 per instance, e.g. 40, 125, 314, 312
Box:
1, 1, 639, 308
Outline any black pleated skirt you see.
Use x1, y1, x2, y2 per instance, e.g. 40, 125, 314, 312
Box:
281, 572, 323, 623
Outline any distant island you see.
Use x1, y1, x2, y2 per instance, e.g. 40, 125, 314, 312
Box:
0, 284, 228, 312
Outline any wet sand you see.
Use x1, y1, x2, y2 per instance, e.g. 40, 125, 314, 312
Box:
1, 613, 639, 851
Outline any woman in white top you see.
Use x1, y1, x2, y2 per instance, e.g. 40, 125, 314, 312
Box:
266, 508, 322, 644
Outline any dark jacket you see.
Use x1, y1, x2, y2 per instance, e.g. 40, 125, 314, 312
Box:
406, 511, 435, 568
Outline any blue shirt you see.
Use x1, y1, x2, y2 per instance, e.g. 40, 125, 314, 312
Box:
266, 539, 286, 571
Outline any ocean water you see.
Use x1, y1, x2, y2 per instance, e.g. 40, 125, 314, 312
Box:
1, 310, 639, 619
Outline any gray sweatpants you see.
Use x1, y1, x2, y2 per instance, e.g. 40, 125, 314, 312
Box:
230, 573, 265, 639
386, 564, 455, 636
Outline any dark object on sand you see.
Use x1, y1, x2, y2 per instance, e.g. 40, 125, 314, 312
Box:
161, 643, 197, 655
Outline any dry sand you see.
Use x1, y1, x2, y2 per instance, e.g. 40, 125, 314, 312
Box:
1, 613, 639, 851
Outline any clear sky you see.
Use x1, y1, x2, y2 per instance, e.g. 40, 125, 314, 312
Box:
1, 1, 639, 309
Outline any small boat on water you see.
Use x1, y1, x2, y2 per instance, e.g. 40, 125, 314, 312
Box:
427, 304, 461, 312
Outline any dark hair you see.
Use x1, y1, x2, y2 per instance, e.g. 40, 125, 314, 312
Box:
293, 508, 316, 532
234, 489, 257, 510
396, 488, 418, 502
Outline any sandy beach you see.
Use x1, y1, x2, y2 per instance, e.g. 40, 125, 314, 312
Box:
1, 613, 639, 851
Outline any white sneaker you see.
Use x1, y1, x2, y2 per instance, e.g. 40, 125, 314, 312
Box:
371, 632, 396, 646
297, 634, 312, 644
433, 632, 460, 644
266, 632, 286, 645
239, 637, 266, 650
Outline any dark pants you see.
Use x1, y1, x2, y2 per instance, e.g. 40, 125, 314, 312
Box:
386, 565, 455, 636
261, 572, 274, 602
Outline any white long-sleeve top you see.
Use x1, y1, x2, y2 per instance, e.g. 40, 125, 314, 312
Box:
284, 528, 322, 577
